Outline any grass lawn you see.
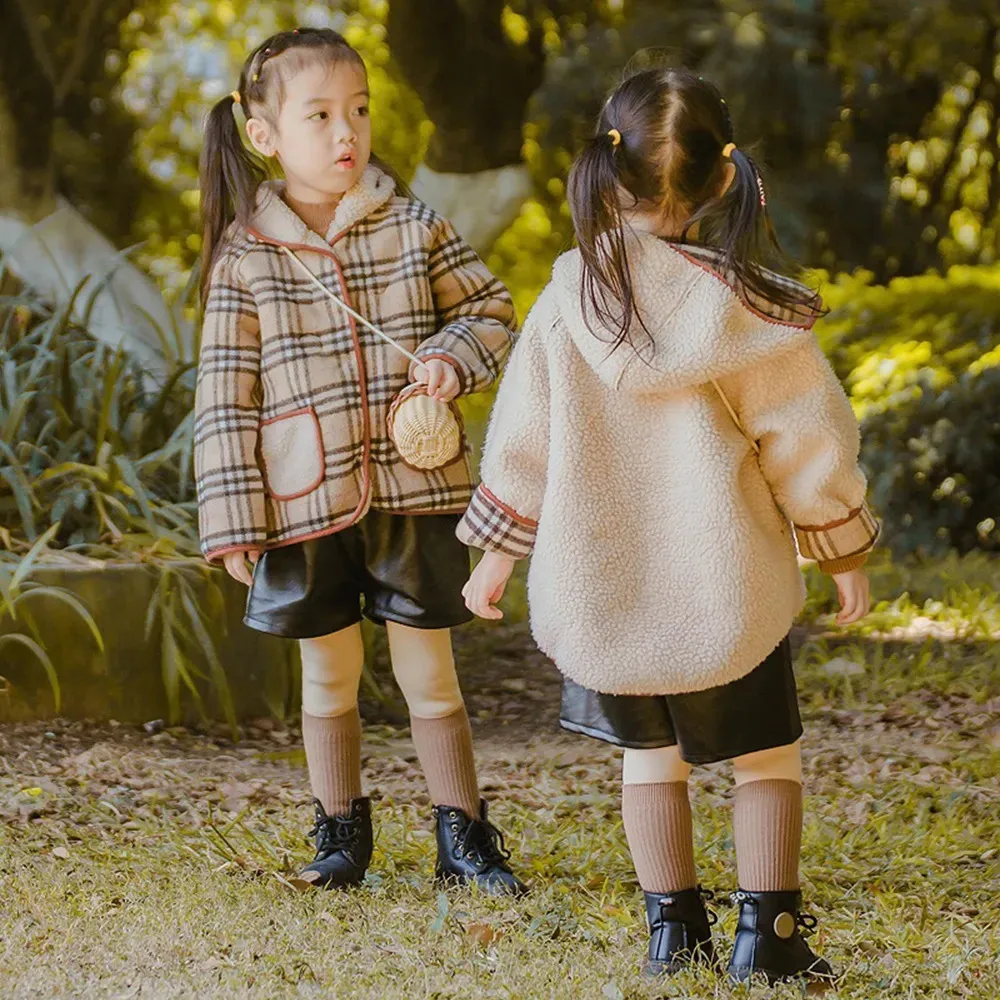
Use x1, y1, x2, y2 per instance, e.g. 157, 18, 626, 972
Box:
2, 561, 999, 999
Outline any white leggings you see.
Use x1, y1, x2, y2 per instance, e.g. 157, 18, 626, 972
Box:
299, 622, 465, 719
621, 741, 802, 786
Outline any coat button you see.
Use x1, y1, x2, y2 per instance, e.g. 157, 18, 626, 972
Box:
773, 912, 796, 939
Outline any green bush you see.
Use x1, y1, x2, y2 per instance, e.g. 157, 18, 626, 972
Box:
817, 266, 1000, 557
0, 282, 199, 552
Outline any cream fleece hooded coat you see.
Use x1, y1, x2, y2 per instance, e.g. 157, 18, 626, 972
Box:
458, 232, 878, 696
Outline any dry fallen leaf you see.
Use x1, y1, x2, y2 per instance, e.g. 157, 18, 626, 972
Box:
286, 871, 323, 892
465, 922, 502, 946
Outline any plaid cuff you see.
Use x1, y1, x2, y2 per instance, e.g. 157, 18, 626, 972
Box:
456, 485, 538, 559
794, 501, 881, 573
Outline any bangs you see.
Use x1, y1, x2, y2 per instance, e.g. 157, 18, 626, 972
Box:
250, 43, 367, 121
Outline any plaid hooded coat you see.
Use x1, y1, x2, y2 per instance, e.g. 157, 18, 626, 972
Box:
195, 165, 515, 563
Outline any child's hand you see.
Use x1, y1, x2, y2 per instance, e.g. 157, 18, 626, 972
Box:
463, 551, 517, 620
223, 549, 260, 587
833, 568, 870, 625
412, 358, 461, 402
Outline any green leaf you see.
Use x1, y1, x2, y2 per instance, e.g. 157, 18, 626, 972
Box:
179, 586, 237, 740
0, 633, 61, 711
14, 583, 105, 653
9, 522, 61, 592
114, 455, 163, 538
0, 463, 38, 541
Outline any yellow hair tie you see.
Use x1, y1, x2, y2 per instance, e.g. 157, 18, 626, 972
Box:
722, 142, 737, 159
231, 90, 241, 105
607, 128, 622, 147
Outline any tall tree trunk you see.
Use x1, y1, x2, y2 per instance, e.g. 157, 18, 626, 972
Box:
387, 0, 547, 254
0, 0, 188, 374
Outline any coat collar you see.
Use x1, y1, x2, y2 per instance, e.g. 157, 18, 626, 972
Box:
551, 230, 813, 394
248, 164, 397, 249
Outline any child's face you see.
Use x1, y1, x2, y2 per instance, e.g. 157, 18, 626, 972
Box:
249, 59, 372, 201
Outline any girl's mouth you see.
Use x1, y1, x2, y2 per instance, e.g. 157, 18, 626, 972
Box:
335, 152, 356, 170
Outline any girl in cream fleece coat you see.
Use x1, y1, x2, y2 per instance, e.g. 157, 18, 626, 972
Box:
459, 68, 880, 986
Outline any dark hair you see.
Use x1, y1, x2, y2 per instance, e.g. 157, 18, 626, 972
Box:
199, 27, 407, 304
566, 67, 820, 351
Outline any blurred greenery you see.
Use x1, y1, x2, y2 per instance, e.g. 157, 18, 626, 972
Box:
1, 0, 999, 561
818, 266, 1000, 558
6, 1, 999, 292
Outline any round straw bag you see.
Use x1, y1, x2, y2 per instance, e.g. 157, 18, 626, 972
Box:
278, 246, 463, 472
387, 383, 463, 471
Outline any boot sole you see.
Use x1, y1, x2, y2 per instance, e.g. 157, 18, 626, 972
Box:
434, 871, 529, 897
644, 946, 718, 980
293, 868, 367, 891
728, 965, 836, 987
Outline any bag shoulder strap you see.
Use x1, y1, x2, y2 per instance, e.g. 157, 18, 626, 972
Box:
278, 245, 423, 368
709, 378, 761, 456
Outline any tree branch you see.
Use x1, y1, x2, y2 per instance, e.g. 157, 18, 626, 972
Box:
56, 0, 104, 105
11, 0, 57, 90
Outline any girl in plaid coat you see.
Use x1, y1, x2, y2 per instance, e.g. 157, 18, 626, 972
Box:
195, 28, 524, 894
460, 69, 880, 982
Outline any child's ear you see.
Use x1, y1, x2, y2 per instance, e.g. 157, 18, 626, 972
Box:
246, 118, 276, 158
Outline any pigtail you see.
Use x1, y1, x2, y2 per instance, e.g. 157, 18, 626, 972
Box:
567, 135, 649, 352
685, 147, 821, 321
199, 93, 267, 306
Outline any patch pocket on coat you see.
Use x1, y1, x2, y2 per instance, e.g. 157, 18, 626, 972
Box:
258, 407, 325, 501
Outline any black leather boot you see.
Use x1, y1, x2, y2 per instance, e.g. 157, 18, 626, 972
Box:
433, 799, 527, 896
299, 797, 373, 889
727, 889, 834, 985
643, 887, 718, 978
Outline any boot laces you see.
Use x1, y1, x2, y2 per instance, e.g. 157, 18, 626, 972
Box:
310, 812, 362, 855
700, 887, 720, 927
454, 814, 511, 868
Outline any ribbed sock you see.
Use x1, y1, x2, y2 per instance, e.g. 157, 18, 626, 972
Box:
621, 781, 698, 893
733, 778, 802, 890
409, 706, 481, 817
301, 707, 362, 817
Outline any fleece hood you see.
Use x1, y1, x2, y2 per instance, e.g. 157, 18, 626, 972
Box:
550, 230, 817, 396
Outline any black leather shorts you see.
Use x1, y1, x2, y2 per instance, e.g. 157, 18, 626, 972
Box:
559, 637, 801, 764
243, 511, 472, 639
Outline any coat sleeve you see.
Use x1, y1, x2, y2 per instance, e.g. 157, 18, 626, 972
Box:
721, 333, 880, 574
411, 214, 516, 396
194, 251, 267, 562
456, 301, 551, 559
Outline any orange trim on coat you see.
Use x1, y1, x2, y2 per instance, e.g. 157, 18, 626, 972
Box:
257, 405, 326, 502
261, 502, 474, 551
205, 544, 264, 565
479, 485, 539, 528
794, 505, 863, 533
664, 243, 819, 331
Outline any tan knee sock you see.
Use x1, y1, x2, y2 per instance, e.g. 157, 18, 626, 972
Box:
733, 778, 802, 891
302, 708, 362, 817
409, 706, 481, 817
621, 782, 698, 894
